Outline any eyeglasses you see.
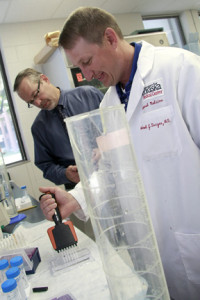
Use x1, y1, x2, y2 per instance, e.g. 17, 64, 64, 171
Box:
27, 80, 40, 108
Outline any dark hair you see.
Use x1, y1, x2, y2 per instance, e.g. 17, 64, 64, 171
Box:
13, 68, 41, 92
59, 7, 123, 49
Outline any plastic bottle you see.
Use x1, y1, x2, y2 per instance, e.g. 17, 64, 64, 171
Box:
1, 278, 22, 300
2, 179, 17, 218
0, 151, 17, 218
0, 177, 5, 203
0, 177, 10, 227
9, 256, 29, 289
0, 259, 9, 286
6, 267, 26, 300
0, 226, 3, 240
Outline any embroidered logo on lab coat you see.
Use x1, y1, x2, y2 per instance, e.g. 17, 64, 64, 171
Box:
142, 79, 164, 100
142, 79, 165, 112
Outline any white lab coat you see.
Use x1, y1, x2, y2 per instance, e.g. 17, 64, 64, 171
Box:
71, 41, 200, 300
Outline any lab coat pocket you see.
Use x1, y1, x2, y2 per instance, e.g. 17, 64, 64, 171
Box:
175, 231, 200, 284
140, 105, 182, 160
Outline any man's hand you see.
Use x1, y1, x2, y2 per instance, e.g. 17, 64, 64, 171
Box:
66, 165, 80, 183
39, 186, 81, 221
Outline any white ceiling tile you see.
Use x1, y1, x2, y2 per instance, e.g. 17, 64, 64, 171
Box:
0, 0, 200, 24
52, 0, 107, 19
102, 0, 137, 14
3, 0, 63, 23
0, 0, 10, 23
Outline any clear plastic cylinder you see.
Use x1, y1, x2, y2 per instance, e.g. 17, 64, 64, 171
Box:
65, 105, 170, 300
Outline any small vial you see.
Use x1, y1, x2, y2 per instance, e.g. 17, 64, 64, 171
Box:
6, 267, 26, 300
0, 259, 9, 285
1, 278, 22, 300
9, 256, 29, 288
20, 186, 31, 203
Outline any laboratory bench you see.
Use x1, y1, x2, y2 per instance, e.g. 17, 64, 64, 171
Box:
19, 220, 110, 300
1, 183, 111, 300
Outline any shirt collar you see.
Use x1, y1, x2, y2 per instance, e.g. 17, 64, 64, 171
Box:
57, 87, 64, 106
116, 42, 142, 111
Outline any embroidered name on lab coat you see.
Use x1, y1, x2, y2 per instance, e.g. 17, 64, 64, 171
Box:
140, 118, 170, 131
142, 99, 164, 110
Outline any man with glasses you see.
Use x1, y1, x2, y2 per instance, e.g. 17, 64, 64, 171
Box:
27, 78, 40, 108
13, 68, 103, 189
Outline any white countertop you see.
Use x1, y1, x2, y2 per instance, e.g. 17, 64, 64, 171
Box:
13, 219, 111, 300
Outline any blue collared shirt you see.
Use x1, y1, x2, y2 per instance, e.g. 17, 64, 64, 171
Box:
116, 42, 142, 111
31, 86, 103, 188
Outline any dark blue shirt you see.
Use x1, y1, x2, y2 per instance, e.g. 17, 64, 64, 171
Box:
31, 86, 103, 189
116, 42, 142, 111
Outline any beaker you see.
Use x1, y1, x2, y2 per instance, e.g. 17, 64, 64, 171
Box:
65, 105, 170, 300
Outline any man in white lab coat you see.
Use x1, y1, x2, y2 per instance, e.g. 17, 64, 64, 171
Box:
39, 7, 200, 300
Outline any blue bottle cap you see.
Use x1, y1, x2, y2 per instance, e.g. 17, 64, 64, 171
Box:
6, 267, 20, 279
10, 255, 23, 267
1, 278, 17, 293
20, 185, 26, 189
0, 259, 9, 270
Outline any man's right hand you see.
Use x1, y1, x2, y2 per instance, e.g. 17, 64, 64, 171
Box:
39, 186, 81, 221
66, 165, 80, 183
